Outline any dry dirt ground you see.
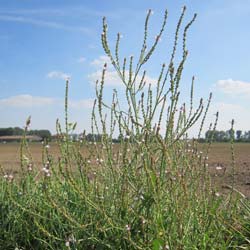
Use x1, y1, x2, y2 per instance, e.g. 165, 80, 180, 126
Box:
0, 142, 249, 198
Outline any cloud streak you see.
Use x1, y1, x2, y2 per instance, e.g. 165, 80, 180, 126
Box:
0, 95, 55, 107
0, 95, 94, 109
47, 71, 71, 81
0, 14, 90, 33
69, 99, 94, 109
78, 57, 86, 63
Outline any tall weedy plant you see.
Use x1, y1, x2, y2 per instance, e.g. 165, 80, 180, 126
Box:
1, 6, 249, 250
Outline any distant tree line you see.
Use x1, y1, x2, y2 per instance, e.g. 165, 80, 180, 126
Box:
2, 127, 249, 143
203, 129, 250, 142
0, 127, 51, 140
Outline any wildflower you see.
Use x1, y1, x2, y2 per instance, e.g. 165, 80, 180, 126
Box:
215, 192, 220, 197
27, 163, 33, 171
42, 163, 51, 177
6, 174, 14, 182
42, 167, 48, 173
171, 177, 176, 181
65, 234, 76, 247
140, 194, 144, 200
87, 160, 91, 164
216, 166, 222, 170
125, 224, 131, 231
45, 144, 50, 149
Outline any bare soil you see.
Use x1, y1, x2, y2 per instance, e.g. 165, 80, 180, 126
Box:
0, 142, 249, 198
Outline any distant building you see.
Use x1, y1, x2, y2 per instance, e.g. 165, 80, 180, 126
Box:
0, 135, 42, 142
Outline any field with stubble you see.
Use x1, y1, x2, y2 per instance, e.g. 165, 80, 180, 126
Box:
1, 142, 250, 198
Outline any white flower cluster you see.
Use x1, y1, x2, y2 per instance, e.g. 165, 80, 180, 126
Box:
3, 174, 14, 182
27, 163, 33, 171
65, 234, 76, 247
42, 161, 51, 177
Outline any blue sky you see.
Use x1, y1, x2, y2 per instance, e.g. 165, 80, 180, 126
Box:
0, 0, 250, 136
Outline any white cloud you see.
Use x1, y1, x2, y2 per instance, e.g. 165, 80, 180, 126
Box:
69, 98, 94, 109
90, 55, 110, 68
78, 57, 86, 63
0, 95, 55, 107
216, 79, 250, 97
88, 55, 157, 87
47, 71, 71, 80
188, 101, 250, 138
211, 102, 249, 130
88, 70, 122, 86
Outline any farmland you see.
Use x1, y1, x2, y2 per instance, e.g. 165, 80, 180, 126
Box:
1, 142, 250, 198
1, 4, 250, 249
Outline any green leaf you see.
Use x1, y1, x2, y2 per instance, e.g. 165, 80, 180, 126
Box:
152, 238, 164, 250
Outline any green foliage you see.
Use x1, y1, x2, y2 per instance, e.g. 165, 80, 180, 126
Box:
205, 129, 250, 142
0, 6, 249, 250
28, 129, 52, 140
0, 127, 51, 140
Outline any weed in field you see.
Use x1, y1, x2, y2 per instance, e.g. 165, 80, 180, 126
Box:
0, 6, 249, 250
